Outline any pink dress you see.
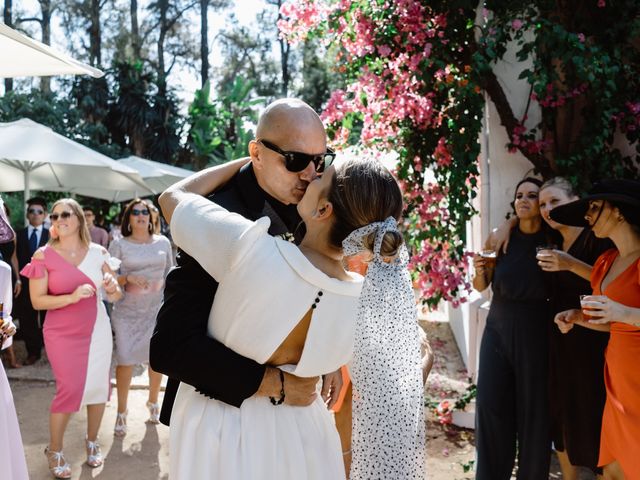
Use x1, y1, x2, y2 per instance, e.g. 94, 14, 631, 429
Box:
21, 244, 113, 413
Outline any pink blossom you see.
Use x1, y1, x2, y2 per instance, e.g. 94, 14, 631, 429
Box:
597, 0, 606, 7
577, 33, 586, 43
511, 19, 523, 30
377, 44, 392, 57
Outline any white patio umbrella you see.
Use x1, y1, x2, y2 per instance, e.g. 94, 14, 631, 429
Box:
58, 156, 194, 202
120, 156, 193, 191
0, 118, 154, 203
0, 22, 103, 78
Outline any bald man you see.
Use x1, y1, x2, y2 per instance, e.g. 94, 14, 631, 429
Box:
150, 99, 341, 425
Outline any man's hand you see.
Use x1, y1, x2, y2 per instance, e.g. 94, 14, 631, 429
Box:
14, 280, 22, 297
256, 367, 319, 407
321, 369, 343, 410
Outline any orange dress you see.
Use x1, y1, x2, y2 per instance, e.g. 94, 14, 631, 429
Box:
591, 249, 640, 478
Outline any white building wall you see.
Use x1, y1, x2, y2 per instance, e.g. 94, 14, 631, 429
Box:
448, 33, 538, 380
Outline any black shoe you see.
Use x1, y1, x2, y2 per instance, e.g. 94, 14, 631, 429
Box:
24, 355, 39, 366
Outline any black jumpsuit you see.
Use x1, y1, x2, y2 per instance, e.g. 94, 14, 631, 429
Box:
475, 228, 552, 480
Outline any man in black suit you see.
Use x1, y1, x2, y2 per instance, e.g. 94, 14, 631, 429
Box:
150, 99, 341, 425
15, 196, 49, 365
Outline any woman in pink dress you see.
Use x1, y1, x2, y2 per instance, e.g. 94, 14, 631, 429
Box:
21, 198, 122, 479
1, 258, 29, 480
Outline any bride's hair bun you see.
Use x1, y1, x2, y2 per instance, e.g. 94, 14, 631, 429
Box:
326, 158, 403, 252
362, 230, 403, 259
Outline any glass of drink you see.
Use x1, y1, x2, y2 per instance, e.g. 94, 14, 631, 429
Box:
536, 244, 557, 257
479, 249, 497, 267
580, 294, 602, 320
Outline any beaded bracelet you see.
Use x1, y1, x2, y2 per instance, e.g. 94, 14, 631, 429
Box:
270, 369, 285, 406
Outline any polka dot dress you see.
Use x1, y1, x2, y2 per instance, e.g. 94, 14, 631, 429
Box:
343, 219, 427, 479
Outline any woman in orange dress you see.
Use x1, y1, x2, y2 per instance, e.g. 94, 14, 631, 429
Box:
551, 178, 640, 480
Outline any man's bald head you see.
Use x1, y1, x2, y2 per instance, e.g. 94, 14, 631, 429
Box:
256, 98, 325, 146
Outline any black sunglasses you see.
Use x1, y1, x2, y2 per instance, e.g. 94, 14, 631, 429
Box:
28, 208, 44, 215
50, 211, 74, 222
131, 208, 150, 216
259, 139, 335, 173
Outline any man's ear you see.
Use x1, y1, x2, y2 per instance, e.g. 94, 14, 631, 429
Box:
249, 140, 261, 169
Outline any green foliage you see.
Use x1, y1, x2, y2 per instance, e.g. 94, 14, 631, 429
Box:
106, 61, 155, 156
187, 78, 264, 169
477, 0, 640, 191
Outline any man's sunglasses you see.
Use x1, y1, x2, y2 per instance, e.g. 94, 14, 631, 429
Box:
259, 140, 336, 173
131, 208, 150, 216
28, 208, 44, 215
50, 211, 74, 222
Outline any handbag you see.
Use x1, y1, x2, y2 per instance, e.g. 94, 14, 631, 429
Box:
0, 197, 15, 244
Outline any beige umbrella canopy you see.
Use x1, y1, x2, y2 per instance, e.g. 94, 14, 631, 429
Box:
119, 156, 193, 192
58, 156, 194, 202
0, 22, 103, 78
0, 119, 154, 202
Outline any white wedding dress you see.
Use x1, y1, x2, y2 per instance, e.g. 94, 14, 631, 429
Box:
168, 194, 363, 480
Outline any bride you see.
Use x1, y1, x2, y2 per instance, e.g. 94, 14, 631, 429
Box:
159, 156, 427, 479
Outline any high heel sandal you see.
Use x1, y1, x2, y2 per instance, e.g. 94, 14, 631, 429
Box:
146, 401, 160, 424
44, 446, 72, 479
114, 410, 127, 437
85, 436, 103, 468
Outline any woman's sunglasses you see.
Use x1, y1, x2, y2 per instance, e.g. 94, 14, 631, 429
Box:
131, 208, 150, 216
259, 139, 335, 173
50, 211, 75, 222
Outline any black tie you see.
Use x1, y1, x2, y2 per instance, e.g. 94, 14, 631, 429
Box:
29, 229, 38, 255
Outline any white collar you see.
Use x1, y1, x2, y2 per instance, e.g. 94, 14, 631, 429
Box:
275, 239, 363, 297
28, 224, 43, 232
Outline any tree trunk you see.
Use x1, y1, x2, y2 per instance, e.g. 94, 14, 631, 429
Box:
89, 0, 101, 66
156, 0, 168, 96
130, 0, 141, 59
480, 69, 554, 177
39, 0, 52, 93
200, 0, 209, 87
274, 0, 289, 96
3, 0, 13, 92
279, 36, 290, 96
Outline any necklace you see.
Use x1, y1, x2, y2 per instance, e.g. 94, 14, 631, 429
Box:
58, 246, 83, 258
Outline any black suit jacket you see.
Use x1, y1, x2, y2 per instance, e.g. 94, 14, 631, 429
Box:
150, 164, 301, 425
15, 226, 49, 313
17, 226, 50, 271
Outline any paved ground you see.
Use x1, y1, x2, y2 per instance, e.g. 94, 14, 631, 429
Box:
5, 341, 168, 480
13, 381, 170, 480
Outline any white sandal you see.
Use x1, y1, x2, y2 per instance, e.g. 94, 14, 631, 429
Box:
114, 410, 128, 437
146, 401, 160, 424
44, 446, 72, 479
85, 436, 103, 467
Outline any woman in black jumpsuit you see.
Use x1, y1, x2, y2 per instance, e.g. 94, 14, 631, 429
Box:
473, 177, 556, 479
